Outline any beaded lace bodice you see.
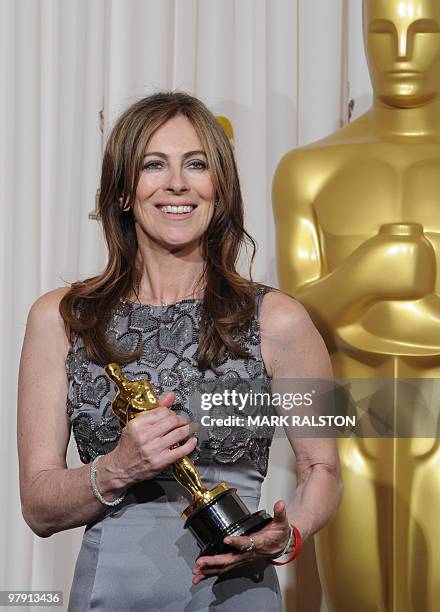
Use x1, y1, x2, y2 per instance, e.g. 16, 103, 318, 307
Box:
66, 287, 274, 478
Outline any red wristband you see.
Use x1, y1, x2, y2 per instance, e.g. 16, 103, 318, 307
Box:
270, 525, 302, 566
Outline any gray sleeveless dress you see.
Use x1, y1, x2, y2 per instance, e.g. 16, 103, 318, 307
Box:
66, 287, 282, 611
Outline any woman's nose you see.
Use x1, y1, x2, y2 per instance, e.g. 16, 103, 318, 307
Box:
165, 166, 189, 193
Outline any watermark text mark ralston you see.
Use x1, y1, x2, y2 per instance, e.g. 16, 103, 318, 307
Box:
200, 413, 356, 428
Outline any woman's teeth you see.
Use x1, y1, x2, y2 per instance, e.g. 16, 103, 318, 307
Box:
158, 205, 194, 214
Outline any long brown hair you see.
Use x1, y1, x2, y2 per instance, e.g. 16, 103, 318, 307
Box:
60, 91, 267, 371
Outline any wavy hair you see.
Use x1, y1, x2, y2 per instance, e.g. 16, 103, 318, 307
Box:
60, 91, 267, 371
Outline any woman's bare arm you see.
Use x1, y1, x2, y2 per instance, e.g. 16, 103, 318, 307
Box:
17, 289, 196, 538
260, 290, 343, 541
18, 289, 123, 536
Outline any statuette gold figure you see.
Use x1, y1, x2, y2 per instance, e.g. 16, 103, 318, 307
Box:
105, 363, 272, 555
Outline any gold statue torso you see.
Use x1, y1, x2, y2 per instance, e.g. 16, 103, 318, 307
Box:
300, 123, 440, 362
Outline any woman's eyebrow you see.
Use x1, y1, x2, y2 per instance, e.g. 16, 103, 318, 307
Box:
183, 150, 207, 158
143, 150, 207, 159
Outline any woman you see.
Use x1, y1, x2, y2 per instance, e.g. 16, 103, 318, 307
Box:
17, 92, 342, 611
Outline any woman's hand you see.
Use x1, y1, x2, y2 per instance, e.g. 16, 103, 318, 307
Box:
192, 500, 291, 585
99, 391, 198, 492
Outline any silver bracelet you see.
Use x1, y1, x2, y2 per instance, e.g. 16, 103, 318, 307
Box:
272, 524, 294, 560
89, 455, 126, 507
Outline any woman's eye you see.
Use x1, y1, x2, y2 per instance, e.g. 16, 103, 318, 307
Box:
187, 159, 207, 170
143, 161, 164, 170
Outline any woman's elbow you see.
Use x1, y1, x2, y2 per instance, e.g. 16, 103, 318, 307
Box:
21, 504, 54, 538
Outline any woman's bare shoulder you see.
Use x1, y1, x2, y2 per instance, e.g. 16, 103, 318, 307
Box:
259, 288, 331, 378
259, 288, 312, 338
29, 287, 69, 317
27, 287, 70, 347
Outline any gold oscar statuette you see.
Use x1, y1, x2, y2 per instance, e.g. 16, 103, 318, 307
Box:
105, 363, 273, 556
273, 0, 440, 609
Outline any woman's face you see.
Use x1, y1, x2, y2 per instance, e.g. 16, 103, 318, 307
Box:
133, 114, 215, 252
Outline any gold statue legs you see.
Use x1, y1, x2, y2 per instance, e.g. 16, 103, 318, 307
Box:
316, 353, 440, 611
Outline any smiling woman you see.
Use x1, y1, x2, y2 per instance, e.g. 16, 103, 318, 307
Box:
133, 115, 215, 250
59, 92, 261, 372
17, 91, 342, 612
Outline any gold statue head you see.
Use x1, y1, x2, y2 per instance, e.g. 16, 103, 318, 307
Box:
363, 0, 440, 107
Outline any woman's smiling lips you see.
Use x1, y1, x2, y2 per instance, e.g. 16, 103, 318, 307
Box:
154, 203, 198, 219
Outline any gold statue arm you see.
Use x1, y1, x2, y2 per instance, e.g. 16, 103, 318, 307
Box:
272, 151, 323, 292
272, 153, 436, 337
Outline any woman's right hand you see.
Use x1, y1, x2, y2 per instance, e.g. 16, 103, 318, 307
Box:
97, 391, 198, 493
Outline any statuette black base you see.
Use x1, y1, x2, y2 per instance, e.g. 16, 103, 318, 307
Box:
184, 488, 272, 556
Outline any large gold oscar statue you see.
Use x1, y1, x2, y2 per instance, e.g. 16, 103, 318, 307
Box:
273, 1, 440, 610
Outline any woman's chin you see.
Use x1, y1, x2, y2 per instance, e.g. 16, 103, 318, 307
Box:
156, 235, 203, 254
135, 225, 204, 253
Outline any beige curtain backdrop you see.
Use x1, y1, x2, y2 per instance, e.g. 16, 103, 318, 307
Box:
1, 0, 371, 610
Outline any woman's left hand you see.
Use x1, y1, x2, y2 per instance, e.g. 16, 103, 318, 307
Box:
192, 500, 291, 585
